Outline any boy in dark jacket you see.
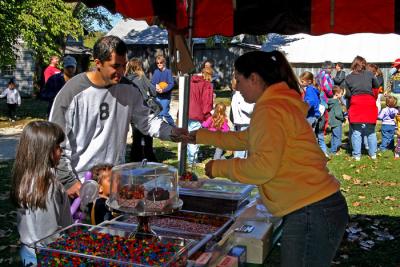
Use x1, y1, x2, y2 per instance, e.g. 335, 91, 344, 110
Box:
328, 86, 345, 155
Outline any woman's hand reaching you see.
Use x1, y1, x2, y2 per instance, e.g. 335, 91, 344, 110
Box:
205, 160, 215, 178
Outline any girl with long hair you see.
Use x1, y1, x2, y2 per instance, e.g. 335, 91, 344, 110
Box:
10, 121, 72, 266
201, 102, 230, 159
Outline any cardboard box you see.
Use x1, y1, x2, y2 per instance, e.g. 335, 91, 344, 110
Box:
229, 220, 273, 264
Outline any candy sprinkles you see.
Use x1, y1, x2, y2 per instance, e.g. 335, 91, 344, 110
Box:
37, 228, 185, 266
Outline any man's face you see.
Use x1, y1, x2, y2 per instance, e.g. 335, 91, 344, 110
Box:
51, 57, 59, 66
64, 66, 76, 78
95, 52, 127, 86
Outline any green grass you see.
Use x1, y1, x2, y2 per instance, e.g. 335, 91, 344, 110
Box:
0, 96, 399, 266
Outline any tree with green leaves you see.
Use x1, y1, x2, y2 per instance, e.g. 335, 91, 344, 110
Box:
0, 0, 113, 68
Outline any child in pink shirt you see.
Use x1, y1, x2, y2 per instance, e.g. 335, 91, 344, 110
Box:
202, 102, 230, 159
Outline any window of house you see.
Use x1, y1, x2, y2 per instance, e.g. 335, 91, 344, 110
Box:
1, 65, 15, 76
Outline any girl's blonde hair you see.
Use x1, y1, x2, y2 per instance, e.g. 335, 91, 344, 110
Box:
299, 71, 315, 85
125, 58, 144, 77
212, 102, 227, 129
202, 66, 213, 82
385, 95, 398, 108
10, 121, 65, 210
91, 164, 113, 185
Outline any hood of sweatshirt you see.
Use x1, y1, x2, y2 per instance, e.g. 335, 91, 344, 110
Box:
257, 82, 308, 117
327, 98, 337, 108
191, 75, 204, 83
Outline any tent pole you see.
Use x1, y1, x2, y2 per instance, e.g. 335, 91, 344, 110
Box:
177, 74, 191, 175
177, 0, 195, 175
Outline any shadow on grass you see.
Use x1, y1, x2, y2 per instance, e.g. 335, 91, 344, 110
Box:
0, 98, 48, 128
1, 158, 400, 266
265, 214, 400, 267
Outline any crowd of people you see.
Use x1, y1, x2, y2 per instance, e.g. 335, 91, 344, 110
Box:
299, 57, 400, 160
5, 33, 400, 266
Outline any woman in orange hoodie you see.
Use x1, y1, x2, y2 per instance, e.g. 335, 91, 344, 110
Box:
190, 51, 348, 267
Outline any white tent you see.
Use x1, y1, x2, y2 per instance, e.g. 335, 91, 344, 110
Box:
275, 33, 400, 63
107, 18, 149, 39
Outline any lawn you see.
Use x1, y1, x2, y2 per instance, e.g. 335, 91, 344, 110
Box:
0, 96, 399, 266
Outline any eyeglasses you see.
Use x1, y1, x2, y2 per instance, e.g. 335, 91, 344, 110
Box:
156, 62, 164, 65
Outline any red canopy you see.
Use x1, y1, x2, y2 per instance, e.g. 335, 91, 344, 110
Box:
75, 0, 399, 37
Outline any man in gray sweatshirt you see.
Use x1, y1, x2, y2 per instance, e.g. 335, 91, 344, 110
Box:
49, 35, 188, 197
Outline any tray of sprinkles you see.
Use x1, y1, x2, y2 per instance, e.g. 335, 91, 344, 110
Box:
113, 210, 234, 239
33, 223, 194, 267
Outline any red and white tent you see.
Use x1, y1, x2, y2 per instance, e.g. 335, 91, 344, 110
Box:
74, 0, 400, 37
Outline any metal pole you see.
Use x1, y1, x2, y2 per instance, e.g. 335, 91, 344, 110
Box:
177, 74, 191, 175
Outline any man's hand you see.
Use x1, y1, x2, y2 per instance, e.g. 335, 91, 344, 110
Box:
66, 180, 82, 198
205, 160, 215, 178
170, 127, 190, 143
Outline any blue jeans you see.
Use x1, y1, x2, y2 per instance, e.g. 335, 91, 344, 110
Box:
316, 130, 327, 154
351, 123, 377, 157
20, 245, 37, 266
306, 117, 317, 131
380, 124, 396, 150
156, 97, 175, 126
187, 120, 202, 164
233, 125, 249, 159
213, 148, 225, 160
281, 191, 348, 267
330, 125, 342, 153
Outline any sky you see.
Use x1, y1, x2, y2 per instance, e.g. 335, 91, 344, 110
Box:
93, 7, 122, 32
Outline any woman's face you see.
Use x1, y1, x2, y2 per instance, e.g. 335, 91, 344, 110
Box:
156, 60, 165, 70
234, 72, 265, 103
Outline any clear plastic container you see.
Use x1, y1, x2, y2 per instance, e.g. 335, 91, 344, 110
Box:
34, 223, 193, 266
107, 162, 182, 215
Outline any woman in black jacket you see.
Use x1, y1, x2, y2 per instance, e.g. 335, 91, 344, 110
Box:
125, 58, 158, 162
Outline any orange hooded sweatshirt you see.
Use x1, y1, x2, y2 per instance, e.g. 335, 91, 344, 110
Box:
197, 82, 340, 217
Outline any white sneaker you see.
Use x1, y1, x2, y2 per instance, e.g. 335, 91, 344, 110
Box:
370, 155, 377, 160
353, 156, 361, 161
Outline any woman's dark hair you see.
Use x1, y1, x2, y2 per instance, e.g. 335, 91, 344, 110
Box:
8, 79, 15, 86
10, 121, 65, 210
336, 62, 344, 69
351, 56, 367, 73
234, 50, 301, 94
93, 35, 127, 63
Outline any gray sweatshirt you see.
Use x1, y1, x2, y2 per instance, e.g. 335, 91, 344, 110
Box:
49, 73, 173, 188
17, 180, 72, 251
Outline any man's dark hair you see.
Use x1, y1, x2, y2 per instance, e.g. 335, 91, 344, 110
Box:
93, 35, 127, 62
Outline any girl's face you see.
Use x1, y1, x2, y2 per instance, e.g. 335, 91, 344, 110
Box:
99, 170, 112, 197
234, 72, 265, 103
300, 79, 311, 87
52, 144, 62, 166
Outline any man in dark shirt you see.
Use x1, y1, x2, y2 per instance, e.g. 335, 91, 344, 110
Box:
43, 55, 77, 115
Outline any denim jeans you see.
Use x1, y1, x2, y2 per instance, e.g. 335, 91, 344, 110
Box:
306, 117, 317, 131
20, 245, 37, 266
187, 120, 202, 164
281, 191, 348, 267
213, 148, 226, 160
330, 125, 342, 153
233, 125, 249, 159
316, 129, 327, 154
351, 123, 377, 157
156, 97, 175, 126
379, 124, 396, 150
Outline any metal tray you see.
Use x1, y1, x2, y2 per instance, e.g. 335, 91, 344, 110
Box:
99, 221, 212, 258
34, 223, 193, 266
179, 179, 254, 201
114, 210, 234, 238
